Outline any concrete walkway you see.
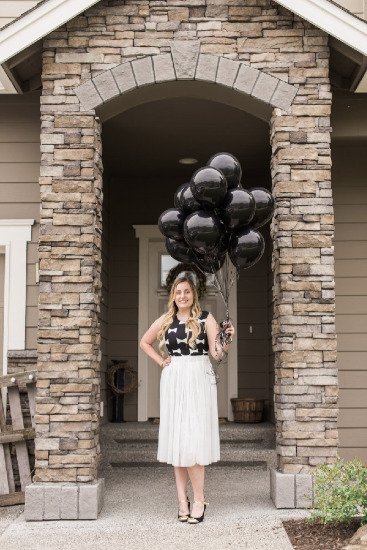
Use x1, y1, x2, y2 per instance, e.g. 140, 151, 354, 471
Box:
0, 422, 308, 550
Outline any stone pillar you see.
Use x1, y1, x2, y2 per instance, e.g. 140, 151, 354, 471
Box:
269, 45, 339, 508
25, 101, 104, 519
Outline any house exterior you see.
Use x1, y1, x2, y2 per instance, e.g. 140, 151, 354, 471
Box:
0, 0, 366, 519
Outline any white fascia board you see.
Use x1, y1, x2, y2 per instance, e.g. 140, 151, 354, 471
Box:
275, 0, 367, 56
0, 0, 100, 64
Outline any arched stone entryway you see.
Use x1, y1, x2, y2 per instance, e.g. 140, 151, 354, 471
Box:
28, 4, 338, 518
74, 45, 297, 116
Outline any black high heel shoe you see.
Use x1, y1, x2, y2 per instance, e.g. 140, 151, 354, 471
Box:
188, 499, 208, 524
177, 497, 190, 522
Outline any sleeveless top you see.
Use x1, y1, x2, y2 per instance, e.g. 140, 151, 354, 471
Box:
165, 310, 210, 356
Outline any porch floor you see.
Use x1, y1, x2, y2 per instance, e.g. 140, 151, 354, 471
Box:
0, 421, 309, 550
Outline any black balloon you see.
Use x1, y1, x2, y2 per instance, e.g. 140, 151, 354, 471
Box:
190, 167, 227, 210
180, 183, 202, 214
220, 187, 255, 229
229, 226, 265, 270
213, 226, 230, 257
207, 152, 242, 189
173, 183, 188, 210
184, 211, 223, 253
165, 238, 196, 263
158, 208, 186, 241
195, 253, 225, 274
247, 187, 274, 229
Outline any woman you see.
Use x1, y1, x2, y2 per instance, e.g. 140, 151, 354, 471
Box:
140, 276, 235, 524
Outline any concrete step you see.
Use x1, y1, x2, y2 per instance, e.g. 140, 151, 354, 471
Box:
105, 446, 275, 461
99, 421, 277, 472
109, 460, 268, 470
111, 438, 274, 451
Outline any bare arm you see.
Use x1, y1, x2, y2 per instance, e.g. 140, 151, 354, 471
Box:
205, 313, 235, 361
140, 314, 170, 368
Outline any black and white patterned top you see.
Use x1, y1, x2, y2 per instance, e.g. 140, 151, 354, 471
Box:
165, 311, 210, 356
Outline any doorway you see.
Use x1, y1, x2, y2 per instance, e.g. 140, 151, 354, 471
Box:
134, 227, 238, 420
101, 92, 273, 424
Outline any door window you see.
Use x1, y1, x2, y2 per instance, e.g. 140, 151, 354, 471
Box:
160, 254, 215, 288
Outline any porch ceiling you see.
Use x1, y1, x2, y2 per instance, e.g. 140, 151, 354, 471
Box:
102, 97, 271, 180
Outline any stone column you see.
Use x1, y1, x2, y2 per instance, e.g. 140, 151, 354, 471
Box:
269, 48, 339, 508
25, 103, 104, 519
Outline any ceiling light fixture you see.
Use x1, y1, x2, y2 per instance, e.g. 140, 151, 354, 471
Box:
179, 158, 198, 165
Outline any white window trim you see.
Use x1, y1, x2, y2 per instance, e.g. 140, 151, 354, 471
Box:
133, 224, 238, 422
0, 219, 34, 376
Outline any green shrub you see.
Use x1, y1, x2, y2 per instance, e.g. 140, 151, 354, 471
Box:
307, 456, 367, 525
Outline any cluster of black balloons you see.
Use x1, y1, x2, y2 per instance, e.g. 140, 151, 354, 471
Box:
158, 152, 274, 274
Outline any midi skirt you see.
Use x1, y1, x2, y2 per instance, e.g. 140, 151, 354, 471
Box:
157, 355, 220, 467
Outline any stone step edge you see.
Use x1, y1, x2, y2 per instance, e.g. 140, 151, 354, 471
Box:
108, 460, 268, 469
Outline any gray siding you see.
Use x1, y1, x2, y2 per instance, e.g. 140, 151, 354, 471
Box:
333, 143, 367, 463
0, 92, 40, 352
267, 238, 275, 423
0, 1, 42, 29
237, 233, 272, 420
333, 0, 366, 18
100, 175, 110, 424
107, 176, 163, 421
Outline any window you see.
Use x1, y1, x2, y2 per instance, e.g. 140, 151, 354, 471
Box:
160, 254, 215, 289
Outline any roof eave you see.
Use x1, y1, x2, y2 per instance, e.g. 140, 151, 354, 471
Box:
1, 0, 367, 94
0, 0, 100, 93
276, 0, 367, 56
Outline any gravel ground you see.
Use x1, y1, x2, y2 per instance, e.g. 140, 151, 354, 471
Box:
0, 422, 309, 550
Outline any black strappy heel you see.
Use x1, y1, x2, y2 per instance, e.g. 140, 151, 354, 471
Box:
177, 496, 190, 522
188, 499, 208, 524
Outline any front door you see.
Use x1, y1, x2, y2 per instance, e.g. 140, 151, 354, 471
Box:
135, 226, 237, 421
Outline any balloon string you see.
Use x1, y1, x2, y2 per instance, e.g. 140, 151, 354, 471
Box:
194, 251, 237, 321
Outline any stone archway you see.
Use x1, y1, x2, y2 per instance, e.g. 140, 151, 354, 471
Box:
74, 43, 297, 115
28, 16, 338, 517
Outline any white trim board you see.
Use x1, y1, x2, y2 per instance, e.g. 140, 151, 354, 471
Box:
0, 0, 367, 93
0, 219, 34, 377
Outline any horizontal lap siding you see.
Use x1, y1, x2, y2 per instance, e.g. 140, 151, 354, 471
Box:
332, 0, 366, 18
0, 92, 40, 352
267, 239, 275, 423
100, 180, 110, 424
107, 176, 179, 421
237, 229, 271, 419
333, 143, 367, 463
0, 1, 42, 29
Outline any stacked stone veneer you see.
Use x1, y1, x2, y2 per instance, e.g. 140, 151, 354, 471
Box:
29, 0, 338, 518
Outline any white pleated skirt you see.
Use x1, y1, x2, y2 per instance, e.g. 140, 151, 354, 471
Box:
157, 355, 220, 467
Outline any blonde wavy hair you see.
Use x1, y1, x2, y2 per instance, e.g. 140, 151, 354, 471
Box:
158, 276, 202, 355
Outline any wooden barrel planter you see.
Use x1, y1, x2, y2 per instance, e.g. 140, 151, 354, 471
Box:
230, 398, 264, 423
